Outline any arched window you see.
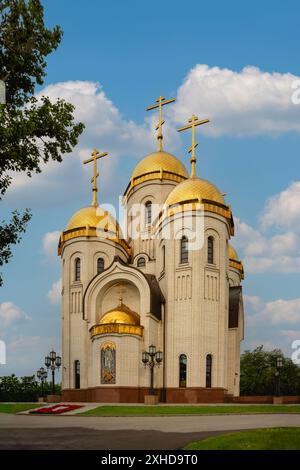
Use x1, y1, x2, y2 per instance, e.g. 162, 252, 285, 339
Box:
180, 236, 188, 264
74, 360, 80, 389
145, 201, 152, 226
207, 236, 214, 264
137, 257, 146, 268
206, 354, 212, 388
75, 258, 81, 281
179, 354, 187, 387
97, 257, 105, 274
162, 245, 165, 272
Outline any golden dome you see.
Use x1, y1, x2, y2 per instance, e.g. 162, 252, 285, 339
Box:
99, 302, 140, 326
124, 151, 188, 195
58, 206, 131, 256
66, 206, 119, 234
165, 177, 225, 207
228, 243, 239, 261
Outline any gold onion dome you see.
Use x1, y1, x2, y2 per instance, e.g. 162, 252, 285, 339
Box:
228, 243, 239, 261
58, 205, 131, 255
165, 177, 225, 207
228, 243, 244, 279
125, 151, 188, 194
99, 301, 140, 326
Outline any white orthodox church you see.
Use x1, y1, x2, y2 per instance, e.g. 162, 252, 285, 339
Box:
58, 97, 244, 403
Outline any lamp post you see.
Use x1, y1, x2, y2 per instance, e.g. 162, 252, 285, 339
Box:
36, 367, 47, 397
45, 350, 61, 395
275, 355, 283, 397
142, 345, 163, 395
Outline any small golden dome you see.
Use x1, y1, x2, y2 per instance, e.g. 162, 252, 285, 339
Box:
228, 243, 239, 261
99, 302, 140, 326
165, 177, 225, 207
66, 205, 119, 234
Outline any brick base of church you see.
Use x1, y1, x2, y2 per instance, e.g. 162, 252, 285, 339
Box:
62, 387, 227, 403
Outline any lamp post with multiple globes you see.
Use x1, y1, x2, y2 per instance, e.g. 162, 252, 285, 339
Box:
142, 345, 163, 395
36, 367, 47, 397
275, 355, 283, 397
45, 350, 61, 395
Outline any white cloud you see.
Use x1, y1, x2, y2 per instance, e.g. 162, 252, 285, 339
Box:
0, 301, 30, 328
47, 278, 62, 305
42, 231, 60, 259
261, 181, 300, 230
263, 298, 300, 325
5, 65, 300, 208
173, 64, 300, 136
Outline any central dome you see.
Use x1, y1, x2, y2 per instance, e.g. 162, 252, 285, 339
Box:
125, 151, 188, 194
132, 151, 188, 180
165, 177, 225, 207
99, 302, 140, 325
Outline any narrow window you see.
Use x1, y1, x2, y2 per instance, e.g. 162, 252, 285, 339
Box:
162, 245, 165, 271
207, 236, 214, 264
137, 257, 146, 268
179, 354, 187, 387
206, 354, 212, 388
74, 360, 80, 389
180, 236, 188, 264
145, 201, 152, 226
97, 257, 105, 274
75, 258, 81, 281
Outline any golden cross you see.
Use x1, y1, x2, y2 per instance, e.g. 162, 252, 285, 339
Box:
146, 95, 176, 151
116, 282, 126, 306
83, 149, 109, 207
178, 114, 209, 178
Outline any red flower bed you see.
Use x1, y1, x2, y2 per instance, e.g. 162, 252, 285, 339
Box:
30, 404, 82, 414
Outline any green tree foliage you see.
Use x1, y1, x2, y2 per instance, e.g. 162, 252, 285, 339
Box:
240, 345, 300, 396
0, 0, 84, 285
0, 374, 61, 401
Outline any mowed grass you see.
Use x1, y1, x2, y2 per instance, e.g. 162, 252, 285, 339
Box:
184, 428, 300, 450
80, 404, 300, 416
0, 403, 41, 414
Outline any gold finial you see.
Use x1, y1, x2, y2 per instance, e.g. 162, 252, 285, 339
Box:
178, 114, 209, 178
117, 282, 126, 307
146, 95, 176, 151
83, 149, 109, 207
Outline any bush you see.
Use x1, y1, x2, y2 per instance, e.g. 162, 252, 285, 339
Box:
0, 375, 61, 402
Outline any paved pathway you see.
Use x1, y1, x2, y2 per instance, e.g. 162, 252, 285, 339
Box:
1, 413, 300, 449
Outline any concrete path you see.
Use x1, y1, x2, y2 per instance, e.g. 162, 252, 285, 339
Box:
1, 413, 300, 449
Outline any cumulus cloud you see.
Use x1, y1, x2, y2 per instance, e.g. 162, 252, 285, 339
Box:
261, 181, 300, 230
42, 231, 61, 259
47, 278, 62, 305
0, 302, 30, 328
173, 64, 300, 136
5, 65, 300, 208
243, 295, 300, 355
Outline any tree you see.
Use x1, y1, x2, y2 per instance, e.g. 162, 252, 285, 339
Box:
240, 345, 300, 396
0, 0, 84, 285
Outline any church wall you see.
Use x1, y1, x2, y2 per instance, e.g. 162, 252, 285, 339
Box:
61, 237, 129, 390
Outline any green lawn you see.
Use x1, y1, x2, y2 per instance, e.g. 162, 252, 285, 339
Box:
80, 404, 300, 416
0, 403, 41, 414
184, 428, 300, 450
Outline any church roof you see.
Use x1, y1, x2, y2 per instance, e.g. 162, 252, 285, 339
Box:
165, 177, 225, 207
99, 301, 140, 326
124, 151, 187, 195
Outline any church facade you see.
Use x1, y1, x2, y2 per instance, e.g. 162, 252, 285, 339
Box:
58, 99, 244, 403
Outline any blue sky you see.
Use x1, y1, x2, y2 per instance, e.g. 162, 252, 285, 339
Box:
1, 0, 300, 376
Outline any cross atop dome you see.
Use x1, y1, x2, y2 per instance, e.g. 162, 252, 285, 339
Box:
146, 95, 175, 151
178, 114, 209, 178
83, 149, 109, 207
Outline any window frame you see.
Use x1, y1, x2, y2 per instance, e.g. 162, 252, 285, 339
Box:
207, 236, 214, 264
206, 354, 212, 388
97, 257, 105, 274
179, 354, 187, 388
180, 236, 189, 264
75, 257, 81, 281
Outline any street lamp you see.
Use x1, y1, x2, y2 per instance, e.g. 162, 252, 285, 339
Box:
142, 344, 163, 395
275, 355, 283, 397
45, 350, 61, 395
36, 367, 47, 397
